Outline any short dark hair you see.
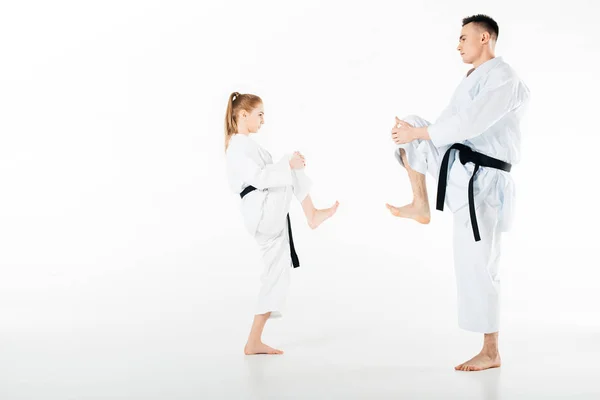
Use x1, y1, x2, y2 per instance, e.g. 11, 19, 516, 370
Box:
462, 14, 499, 40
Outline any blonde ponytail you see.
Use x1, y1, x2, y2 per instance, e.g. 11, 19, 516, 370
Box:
224, 92, 239, 150
223, 92, 263, 151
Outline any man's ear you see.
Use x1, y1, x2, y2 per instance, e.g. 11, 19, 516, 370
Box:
481, 31, 491, 45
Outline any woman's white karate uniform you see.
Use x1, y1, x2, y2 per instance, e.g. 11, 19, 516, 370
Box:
395, 57, 530, 333
226, 134, 312, 319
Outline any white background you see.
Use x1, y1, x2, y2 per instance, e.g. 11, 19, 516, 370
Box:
1, 0, 598, 398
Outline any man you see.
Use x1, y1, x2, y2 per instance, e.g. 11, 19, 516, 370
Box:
386, 15, 530, 371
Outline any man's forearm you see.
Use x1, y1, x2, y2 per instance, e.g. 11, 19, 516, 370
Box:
412, 126, 431, 141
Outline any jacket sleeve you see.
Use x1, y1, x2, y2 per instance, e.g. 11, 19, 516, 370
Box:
428, 77, 524, 147
228, 145, 292, 190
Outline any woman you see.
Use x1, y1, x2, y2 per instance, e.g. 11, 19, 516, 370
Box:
224, 92, 339, 355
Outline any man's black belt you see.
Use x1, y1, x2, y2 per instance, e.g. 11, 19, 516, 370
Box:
240, 185, 300, 268
436, 143, 512, 242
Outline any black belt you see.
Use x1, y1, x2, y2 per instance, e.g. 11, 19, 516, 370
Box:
240, 185, 300, 268
436, 143, 512, 242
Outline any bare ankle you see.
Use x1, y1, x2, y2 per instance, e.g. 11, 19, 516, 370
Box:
481, 345, 499, 357
412, 198, 429, 208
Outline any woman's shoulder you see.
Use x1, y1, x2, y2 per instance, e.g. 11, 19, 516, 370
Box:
227, 134, 258, 159
227, 134, 246, 150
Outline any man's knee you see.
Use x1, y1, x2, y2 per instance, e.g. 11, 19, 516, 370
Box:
400, 114, 429, 128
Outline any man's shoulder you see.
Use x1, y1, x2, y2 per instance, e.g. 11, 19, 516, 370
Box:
490, 59, 530, 99
487, 59, 524, 85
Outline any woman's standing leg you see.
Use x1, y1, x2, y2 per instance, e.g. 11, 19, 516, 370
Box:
244, 312, 284, 355
244, 188, 293, 355
244, 166, 338, 355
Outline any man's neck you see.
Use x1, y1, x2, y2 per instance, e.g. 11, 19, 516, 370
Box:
472, 53, 495, 70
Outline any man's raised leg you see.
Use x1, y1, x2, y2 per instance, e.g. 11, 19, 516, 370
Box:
386, 148, 431, 224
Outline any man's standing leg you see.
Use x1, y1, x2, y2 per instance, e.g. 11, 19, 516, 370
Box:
452, 201, 503, 371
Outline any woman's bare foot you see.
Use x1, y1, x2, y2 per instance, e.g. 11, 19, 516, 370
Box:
244, 342, 284, 355
308, 201, 339, 229
385, 202, 430, 224
455, 351, 501, 372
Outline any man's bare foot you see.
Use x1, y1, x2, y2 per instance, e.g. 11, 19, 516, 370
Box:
385, 202, 430, 224
244, 342, 284, 355
455, 351, 501, 372
308, 201, 339, 229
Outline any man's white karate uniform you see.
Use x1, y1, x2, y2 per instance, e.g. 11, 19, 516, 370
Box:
395, 57, 530, 333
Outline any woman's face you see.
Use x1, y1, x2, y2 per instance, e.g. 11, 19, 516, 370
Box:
241, 103, 264, 133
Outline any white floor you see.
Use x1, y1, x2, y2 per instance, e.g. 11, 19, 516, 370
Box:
0, 229, 597, 399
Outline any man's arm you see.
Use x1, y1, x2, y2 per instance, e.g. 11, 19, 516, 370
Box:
425, 77, 522, 147
412, 126, 431, 141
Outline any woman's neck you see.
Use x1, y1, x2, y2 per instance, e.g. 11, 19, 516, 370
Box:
237, 124, 251, 135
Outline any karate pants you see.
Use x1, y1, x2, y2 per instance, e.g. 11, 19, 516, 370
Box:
394, 115, 503, 333
253, 168, 312, 319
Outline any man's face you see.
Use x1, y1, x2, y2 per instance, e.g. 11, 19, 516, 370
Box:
457, 22, 485, 64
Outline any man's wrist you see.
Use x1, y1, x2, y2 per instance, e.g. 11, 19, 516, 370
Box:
412, 126, 430, 141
